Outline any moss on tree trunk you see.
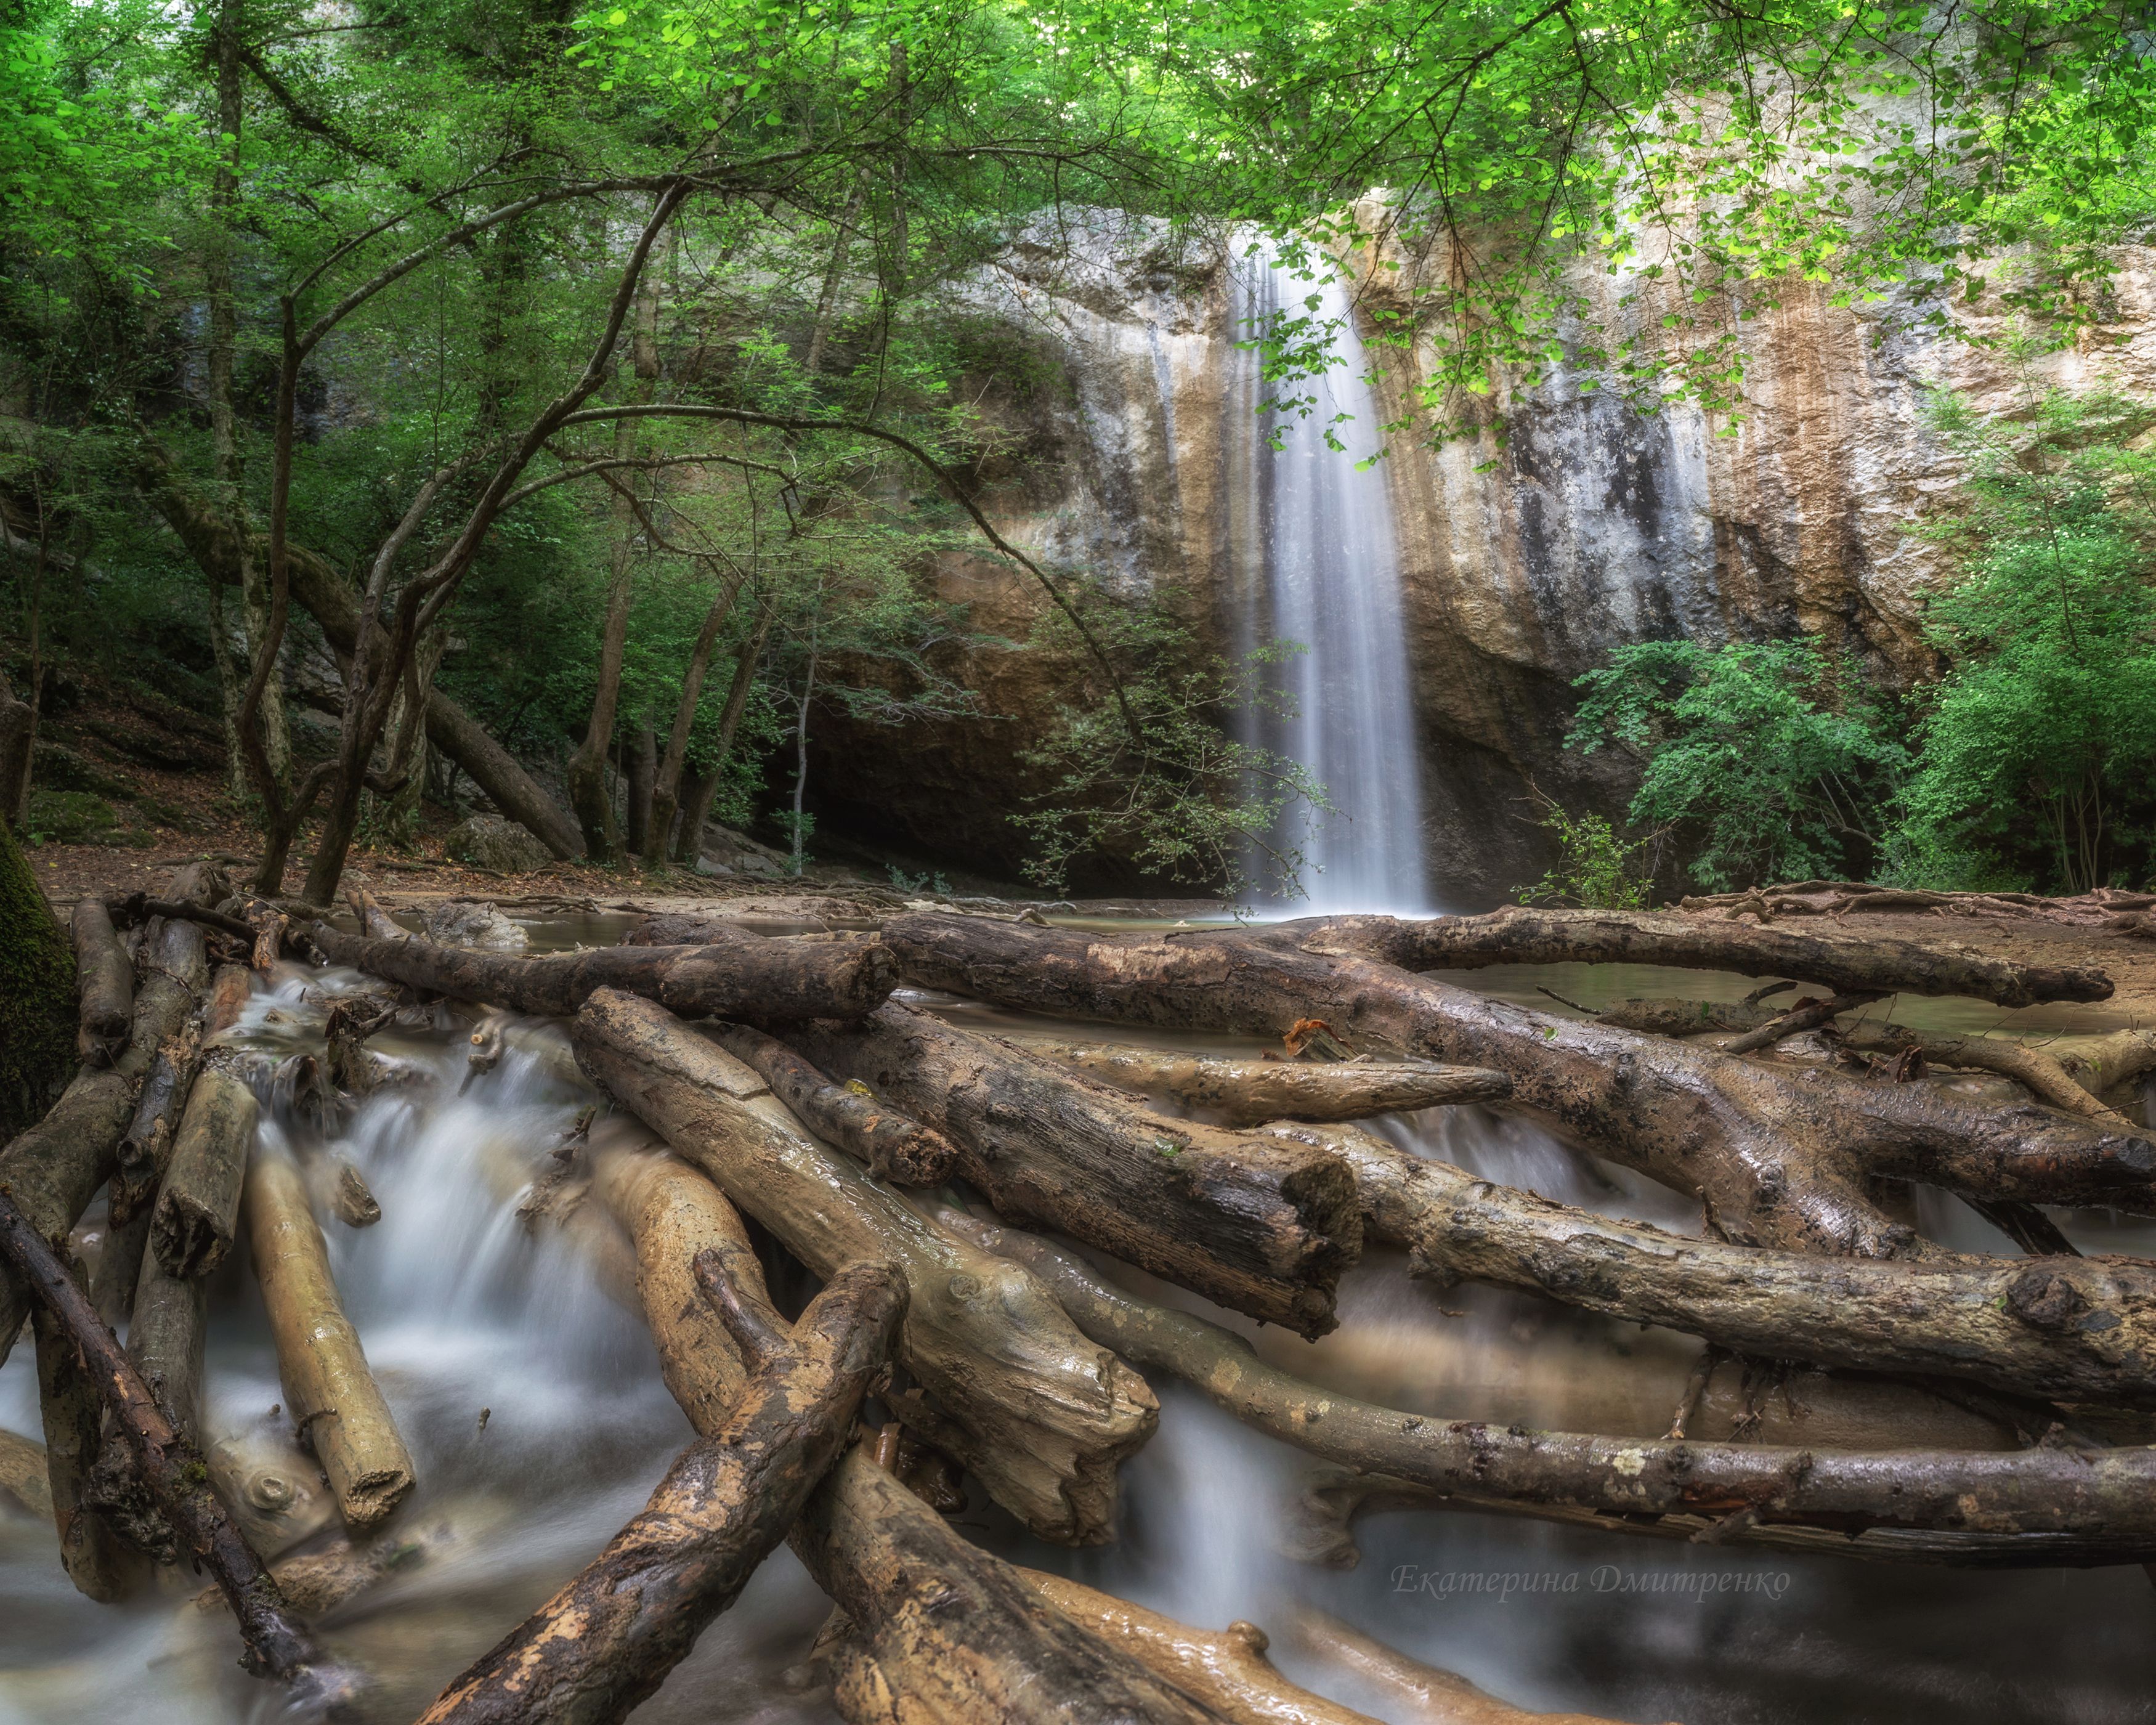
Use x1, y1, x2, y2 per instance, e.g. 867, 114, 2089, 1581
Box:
0, 820, 75, 1140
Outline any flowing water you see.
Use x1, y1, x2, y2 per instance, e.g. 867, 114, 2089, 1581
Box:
1230, 237, 1431, 916
3, 920, 2154, 1723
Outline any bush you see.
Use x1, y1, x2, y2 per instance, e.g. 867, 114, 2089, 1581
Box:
1521, 796, 1655, 909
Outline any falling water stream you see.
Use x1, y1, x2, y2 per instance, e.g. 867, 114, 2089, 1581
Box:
3, 916, 2153, 1723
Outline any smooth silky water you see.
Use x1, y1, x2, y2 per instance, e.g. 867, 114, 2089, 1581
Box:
3, 918, 2154, 1721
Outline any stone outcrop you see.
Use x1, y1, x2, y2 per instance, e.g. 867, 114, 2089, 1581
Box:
806, 210, 2156, 904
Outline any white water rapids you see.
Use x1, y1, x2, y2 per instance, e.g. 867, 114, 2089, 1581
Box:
1, 926, 2151, 1722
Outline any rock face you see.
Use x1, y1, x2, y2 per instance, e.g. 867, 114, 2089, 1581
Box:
808, 211, 2156, 906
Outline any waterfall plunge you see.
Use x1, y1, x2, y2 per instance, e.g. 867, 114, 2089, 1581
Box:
1234, 238, 1430, 914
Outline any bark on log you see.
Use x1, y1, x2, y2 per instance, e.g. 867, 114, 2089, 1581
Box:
70, 899, 134, 1067
881, 916, 2156, 1259
346, 887, 408, 943
705, 1022, 958, 1186
796, 1449, 1229, 1725
1278, 1605, 1647, 1725
1316, 907, 2112, 1006
244, 1149, 415, 1530
309, 922, 895, 1024
113, 1022, 205, 1226
1021, 1039, 1512, 1127
37, 1254, 137, 1601
0, 887, 207, 1373
0, 1188, 359, 1708
150, 1065, 257, 1279
1015, 1571, 1381, 1725
571, 988, 1156, 1544
939, 1206, 2156, 1563
418, 1259, 906, 1725
206, 961, 253, 1035
788, 1002, 1360, 1337
1265, 1120, 2156, 1408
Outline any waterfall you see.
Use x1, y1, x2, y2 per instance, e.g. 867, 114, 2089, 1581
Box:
1233, 237, 1430, 914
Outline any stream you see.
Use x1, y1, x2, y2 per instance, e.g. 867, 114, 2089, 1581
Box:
1, 914, 2152, 1724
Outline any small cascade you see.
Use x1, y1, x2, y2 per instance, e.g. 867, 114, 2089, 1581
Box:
1231, 236, 1430, 914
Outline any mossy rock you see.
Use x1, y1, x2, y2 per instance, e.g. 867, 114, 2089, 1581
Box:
0, 819, 75, 1140
446, 814, 552, 874
25, 789, 126, 845
32, 740, 136, 800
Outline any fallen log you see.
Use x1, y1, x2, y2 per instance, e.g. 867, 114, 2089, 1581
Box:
309, 921, 895, 1023
798, 1448, 1227, 1725
36, 1253, 137, 1601
112, 1021, 205, 1227
788, 1002, 1360, 1336
418, 1258, 906, 1725
244, 1148, 415, 1530
572, 987, 1156, 1544
346, 887, 408, 942
1279, 1604, 1646, 1725
1307, 906, 2113, 1006
1260, 1121, 2156, 1409
883, 915, 2156, 1257
0, 875, 209, 1372
70, 899, 134, 1066
1015, 1571, 1380, 1725
150, 1066, 257, 1279
1019, 1039, 1512, 1127
105, 892, 259, 946
705, 1021, 958, 1186
939, 1206, 2156, 1563
0, 1188, 359, 1709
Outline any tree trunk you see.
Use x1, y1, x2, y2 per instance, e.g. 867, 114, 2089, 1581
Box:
880, 915, 2156, 1259
649, 578, 742, 861
0, 675, 32, 830
625, 720, 656, 858
418, 1259, 904, 1725
1020, 1038, 1511, 1127
309, 920, 896, 1023
705, 1021, 957, 1185
1319, 906, 2112, 1007
68, 898, 134, 1068
1269, 1118, 2156, 1409
804, 171, 869, 377
244, 1148, 416, 1530
569, 986, 1157, 1544
0, 1188, 359, 1709
0, 813, 75, 1141
670, 608, 772, 864
939, 1206, 2156, 1564
788, 1002, 1361, 1336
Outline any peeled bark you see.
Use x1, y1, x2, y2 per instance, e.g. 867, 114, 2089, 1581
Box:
796, 1450, 1228, 1725
1327, 906, 2112, 1007
789, 1002, 1360, 1337
1016, 1572, 1381, 1725
69, 899, 134, 1067
0, 1188, 358, 1707
1023, 1039, 1512, 1127
1278, 1605, 1645, 1725
882, 915, 2156, 1259
1268, 1121, 2156, 1408
244, 1149, 415, 1530
939, 1206, 2156, 1564
706, 1022, 958, 1186
418, 1259, 906, 1725
150, 1065, 257, 1279
310, 921, 895, 1024
571, 987, 1157, 1544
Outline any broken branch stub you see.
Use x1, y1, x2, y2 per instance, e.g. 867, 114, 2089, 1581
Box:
150, 1065, 257, 1279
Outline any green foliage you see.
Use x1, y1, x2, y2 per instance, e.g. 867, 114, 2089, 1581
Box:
1522, 794, 1655, 910
1891, 388, 2156, 894
0, 814, 75, 1139
1566, 638, 1906, 892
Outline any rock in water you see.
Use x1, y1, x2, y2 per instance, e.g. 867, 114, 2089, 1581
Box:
445, 814, 553, 874
424, 900, 528, 951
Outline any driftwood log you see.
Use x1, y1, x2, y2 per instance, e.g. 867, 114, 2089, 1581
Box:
0, 1188, 358, 1710
939, 1206, 2156, 1564
69, 898, 134, 1066
881, 915, 2156, 1259
788, 1002, 1360, 1337
705, 1021, 958, 1186
244, 1149, 415, 1530
36, 1254, 137, 1601
0, 867, 213, 1371
150, 1065, 256, 1279
417, 1257, 906, 1725
1020, 1038, 1512, 1127
1263, 1120, 2156, 1408
309, 920, 894, 1023
571, 987, 1156, 1544
1331, 906, 2112, 1006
